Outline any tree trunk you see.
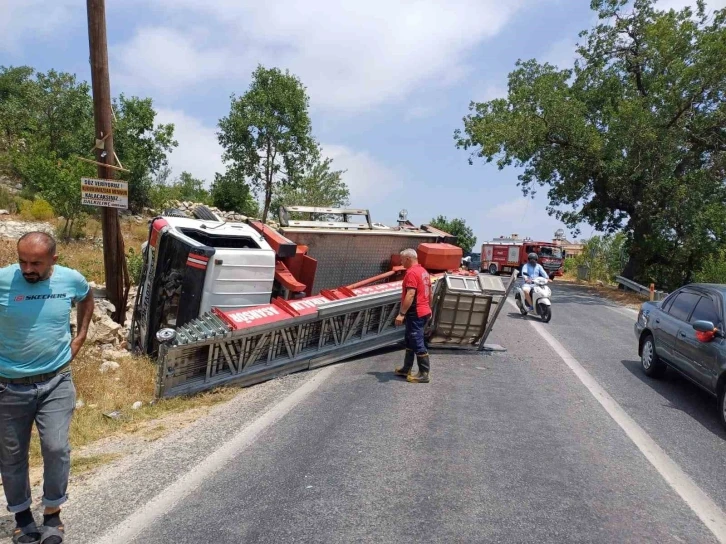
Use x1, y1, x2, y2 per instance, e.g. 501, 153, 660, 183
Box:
620, 220, 648, 282
262, 178, 272, 223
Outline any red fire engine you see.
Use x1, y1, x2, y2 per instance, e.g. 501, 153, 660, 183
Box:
481, 236, 564, 279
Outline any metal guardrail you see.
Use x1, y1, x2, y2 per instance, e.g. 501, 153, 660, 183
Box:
615, 276, 668, 301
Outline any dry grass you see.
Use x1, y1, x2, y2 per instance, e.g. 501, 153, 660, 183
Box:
558, 275, 648, 309
70, 453, 122, 475
28, 347, 237, 468
0, 216, 150, 283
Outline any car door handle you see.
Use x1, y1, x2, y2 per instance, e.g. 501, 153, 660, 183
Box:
655, 319, 660, 324
679, 332, 686, 338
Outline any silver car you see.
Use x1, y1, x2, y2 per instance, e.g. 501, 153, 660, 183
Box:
634, 284, 726, 428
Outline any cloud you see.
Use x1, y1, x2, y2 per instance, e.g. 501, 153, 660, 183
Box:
487, 197, 533, 221
404, 105, 435, 120
0, 0, 79, 53
470, 83, 508, 103
322, 144, 402, 206
149, 110, 400, 208
110, 0, 531, 112
112, 27, 234, 94
155, 109, 224, 184
543, 38, 581, 69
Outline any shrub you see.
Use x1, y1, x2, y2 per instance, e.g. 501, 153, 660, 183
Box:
694, 251, 726, 284
126, 247, 144, 285
55, 212, 90, 241
0, 186, 15, 212
19, 198, 54, 221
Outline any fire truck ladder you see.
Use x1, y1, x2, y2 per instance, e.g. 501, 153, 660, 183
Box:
154, 271, 515, 398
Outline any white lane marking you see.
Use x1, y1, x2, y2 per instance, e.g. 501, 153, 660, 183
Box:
605, 305, 640, 318
507, 299, 726, 542
92, 366, 338, 544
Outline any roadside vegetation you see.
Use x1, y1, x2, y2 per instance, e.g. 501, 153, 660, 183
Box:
456, 0, 726, 291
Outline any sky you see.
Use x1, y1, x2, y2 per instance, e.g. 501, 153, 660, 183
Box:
2, 0, 724, 248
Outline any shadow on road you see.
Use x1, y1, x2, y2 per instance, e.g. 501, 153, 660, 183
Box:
348, 344, 402, 362
367, 371, 401, 384
620, 359, 725, 439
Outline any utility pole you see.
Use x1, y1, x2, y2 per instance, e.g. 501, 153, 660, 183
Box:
86, 0, 126, 324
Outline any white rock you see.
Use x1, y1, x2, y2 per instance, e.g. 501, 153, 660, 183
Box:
0, 220, 54, 240
104, 349, 130, 361
99, 360, 120, 373
132, 401, 143, 410
87, 318, 119, 345
0, 210, 8, 215
75, 399, 85, 409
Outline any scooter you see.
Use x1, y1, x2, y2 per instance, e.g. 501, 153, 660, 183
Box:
514, 276, 552, 323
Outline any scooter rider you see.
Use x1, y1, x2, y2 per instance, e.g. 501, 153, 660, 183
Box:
522, 252, 548, 310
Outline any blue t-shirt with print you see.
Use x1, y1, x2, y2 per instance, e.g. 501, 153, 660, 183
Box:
0, 264, 89, 378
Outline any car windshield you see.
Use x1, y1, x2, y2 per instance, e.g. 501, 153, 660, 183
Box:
539, 246, 563, 259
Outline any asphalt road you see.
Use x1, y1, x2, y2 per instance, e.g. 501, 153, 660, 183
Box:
67, 283, 726, 543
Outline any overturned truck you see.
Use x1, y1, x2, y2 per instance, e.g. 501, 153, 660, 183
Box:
129, 206, 514, 398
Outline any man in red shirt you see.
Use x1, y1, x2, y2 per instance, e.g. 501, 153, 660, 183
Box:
394, 248, 432, 383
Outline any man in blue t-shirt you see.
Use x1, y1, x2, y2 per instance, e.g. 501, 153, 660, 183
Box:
521, 252, 549, 310
0, 232, 94, 544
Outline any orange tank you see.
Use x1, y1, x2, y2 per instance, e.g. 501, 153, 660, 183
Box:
417, 243, 462, 271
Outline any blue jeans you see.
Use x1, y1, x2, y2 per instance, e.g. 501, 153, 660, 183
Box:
404, 314, 429, 355
0, 372, 75, 513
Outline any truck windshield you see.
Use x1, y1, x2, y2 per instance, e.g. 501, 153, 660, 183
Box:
539, 247, 563, 259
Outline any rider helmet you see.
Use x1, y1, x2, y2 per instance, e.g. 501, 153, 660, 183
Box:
527, 252, 538, 262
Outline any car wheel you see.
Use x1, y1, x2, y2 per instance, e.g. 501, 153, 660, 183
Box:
489, 264, 497, 275
641, 334, 666, 378
718, 385, 726, 431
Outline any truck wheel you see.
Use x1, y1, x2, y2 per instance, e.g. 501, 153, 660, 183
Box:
193, 205, 220, 221
489, 264, 498, 275
162, 208, 187, 218
641, 334, 666, 378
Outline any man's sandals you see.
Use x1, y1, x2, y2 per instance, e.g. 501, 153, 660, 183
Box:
40, 525, 65, 544
12, 522, 41, 544
13, 523, 65, 544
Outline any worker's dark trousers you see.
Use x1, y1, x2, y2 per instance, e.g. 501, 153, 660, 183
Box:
404, 314, 431, 373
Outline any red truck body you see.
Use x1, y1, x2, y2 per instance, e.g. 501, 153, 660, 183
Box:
481, 238, 564, 279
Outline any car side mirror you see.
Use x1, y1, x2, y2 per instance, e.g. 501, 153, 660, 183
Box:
693, 320, 716, 333
693, 320, 720, 342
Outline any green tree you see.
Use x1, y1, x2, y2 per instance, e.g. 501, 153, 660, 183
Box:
455, 0, 726, 290
0, 66, 39, 152
429, 215, 477, 253
217, 65, 318, 222
33, 70, 93, 159
173, 171, 210, 203
211, 171, 259, 217
0, 68, 93, 186
272, 157, 349, 214
112, 94, 177, 211
572, 233, 627, 283
16, 153, 95, 238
